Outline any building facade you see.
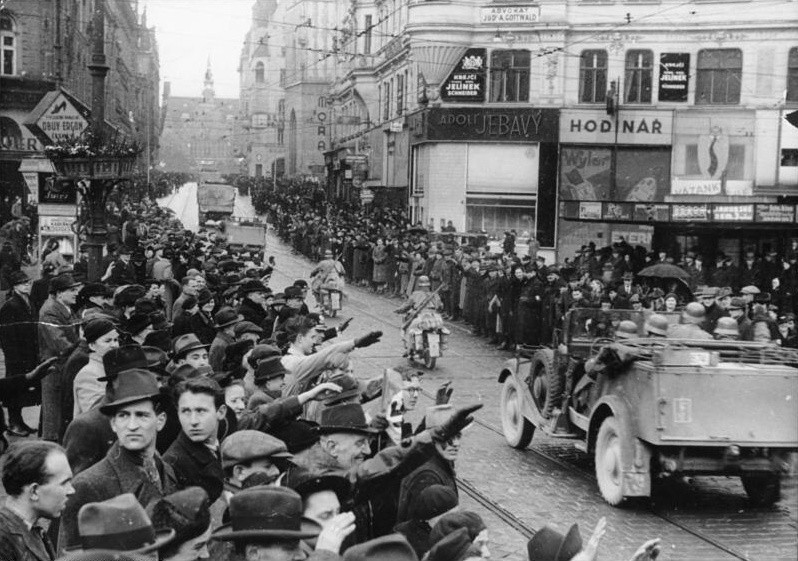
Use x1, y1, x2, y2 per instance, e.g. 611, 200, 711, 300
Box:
252, 0, 798, 259
239, 0, 286, 179
0, 0, 161, 217
159, 65, 244, 177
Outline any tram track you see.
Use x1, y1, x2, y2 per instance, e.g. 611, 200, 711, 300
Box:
266, 236, 774, 561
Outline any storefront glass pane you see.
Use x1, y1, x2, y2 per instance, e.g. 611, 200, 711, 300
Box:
614, 147, 670, 202
559, 146, 612, 200
466, 199, 535, 238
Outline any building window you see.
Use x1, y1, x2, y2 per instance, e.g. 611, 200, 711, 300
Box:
579, 50, 607, 103
363, 15, 372, 55
279, 69, 285, 87
489, 50, 530, 102
396, 73, 404, 115
277, 127, 284, 145
696, 49, 742, 105
255, 62, 265, 84
625, 50, 652, 103
383, 80, 391, 121
787, 48, 798, 102
1, 15, 16, 76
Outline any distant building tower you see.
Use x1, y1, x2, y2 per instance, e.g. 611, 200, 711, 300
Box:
203, 57, 214, 103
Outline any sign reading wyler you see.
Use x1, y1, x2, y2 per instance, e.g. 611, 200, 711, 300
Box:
560, 109, 672, 145
441, 49, 486, 103
414, 108, 558, 143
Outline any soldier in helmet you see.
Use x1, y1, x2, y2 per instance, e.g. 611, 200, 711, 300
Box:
395, 275, 445, 358
667, 302, 713, 340
615, 320, 640, 340
713, 317, 740, 340
644, 314, 669, 338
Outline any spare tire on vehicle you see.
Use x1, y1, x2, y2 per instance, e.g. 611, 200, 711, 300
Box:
527, 348, 563, 419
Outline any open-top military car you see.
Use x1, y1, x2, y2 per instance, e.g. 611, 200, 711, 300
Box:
498, 308, 798, 506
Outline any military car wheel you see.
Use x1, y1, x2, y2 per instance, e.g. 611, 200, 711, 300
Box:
500, 376, 534, 449
741, 472, 781, 507
595, 416, 625, 505
529, 349, 562, 419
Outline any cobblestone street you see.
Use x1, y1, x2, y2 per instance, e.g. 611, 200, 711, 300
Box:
264, 229, 798, 561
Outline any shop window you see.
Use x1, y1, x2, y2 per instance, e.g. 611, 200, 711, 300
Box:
696, 49, 742, 105
489, 50, 530, 103
624, 50, 652, 103
466, 200, 536, 240
1, 15, 16, 76
788, 48, 798, 102
580, 50, 607, 103
255, 62, 265, 84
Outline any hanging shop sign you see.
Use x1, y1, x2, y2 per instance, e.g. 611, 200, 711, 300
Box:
479, 6, 540, 24
658, 53, 690, 102
755, 204, 795, 223
713, 204, 754, 222
38, 175, 77, 205
559, 109, 672, 145
39, 215, 76, 236
441, 49, 486, 103
672, 204, 710, 222
413, 107, 558, 143
24, 89, 91, 145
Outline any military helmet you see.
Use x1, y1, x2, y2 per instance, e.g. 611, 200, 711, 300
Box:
644, 314, 669, 337
681, 302, 706, 324
417, 275, 431, 287
714, 316, 739, 338
615, 320, 639, 339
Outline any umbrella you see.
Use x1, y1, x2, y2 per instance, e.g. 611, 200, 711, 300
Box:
637, 263, 691, 281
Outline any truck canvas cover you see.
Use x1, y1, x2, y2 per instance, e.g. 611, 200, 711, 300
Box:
197, 183, 236, 214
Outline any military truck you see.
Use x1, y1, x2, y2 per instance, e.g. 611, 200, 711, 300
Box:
498, 308, 798, 506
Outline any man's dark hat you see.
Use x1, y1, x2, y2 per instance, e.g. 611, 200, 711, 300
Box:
79, 282, 112, 299
84, 318, 117, 345
268, 420, 320, 454
146, 487, 211, 549
254, 356, 287, 384
100, 345, 149, 382
8, 270, 31, 286
322, 374, 361, 406
426, 528, 471, 561
149, 311, 171, 331
429, 510, 487, 543
74, 493, 175, 554
126, 313, 153, 336
317, 403, 379, 435
50, 273, 82, 294
526, 523, 582, 561
234, 321, 264, 338
99, 369, 162, 415
284, 286, 303, 299
283, 469, 352, 503
115, 285, 146, 307
134, 298, 159, 316
247, 344, 282, 368
118, 246, 133, 255
197, 288, 214, 306
239, 279, 268, 294
214, 306, 244, 329
342, 534, 418, 561
172, 334, 210, 358
210, 487, 320, 541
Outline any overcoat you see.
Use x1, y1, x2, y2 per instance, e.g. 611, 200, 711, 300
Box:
0, 506, 54, 561
163, 430, 225, 503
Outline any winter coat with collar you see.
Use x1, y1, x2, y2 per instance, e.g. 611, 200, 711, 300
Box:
0, 505, 54, 561
163, 430, 225, 503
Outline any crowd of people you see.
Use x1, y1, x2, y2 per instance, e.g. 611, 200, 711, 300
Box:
2, 181, 793, 560
267, 187, 797, 349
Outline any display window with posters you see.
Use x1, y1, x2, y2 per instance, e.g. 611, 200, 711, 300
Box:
558, 145, 670, 202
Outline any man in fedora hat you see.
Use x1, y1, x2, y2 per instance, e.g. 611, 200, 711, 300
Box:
62, 345, 150, 475
0, 270, 39, 436
163, 377, 227, 503
0, 441, 74, 561
171, 334, 211, 371
105, 245, 137, 287
58, 369, 178, 553
73, 493, 175, 556
38, 273, 83, 441
146, 487, 213, 561
210, 486, 352, 560
209, 307, 244, 373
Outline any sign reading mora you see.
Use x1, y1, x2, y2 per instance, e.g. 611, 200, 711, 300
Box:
24, 88, 91, 145
441, 49, 486, 103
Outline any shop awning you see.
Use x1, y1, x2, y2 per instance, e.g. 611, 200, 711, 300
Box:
18, 158, 55, 173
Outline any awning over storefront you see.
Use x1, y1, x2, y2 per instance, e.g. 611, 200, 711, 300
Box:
18, 158, 55, 173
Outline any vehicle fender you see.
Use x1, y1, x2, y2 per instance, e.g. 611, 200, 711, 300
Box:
589, 395, 651, 471
497, 358, 520, 384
